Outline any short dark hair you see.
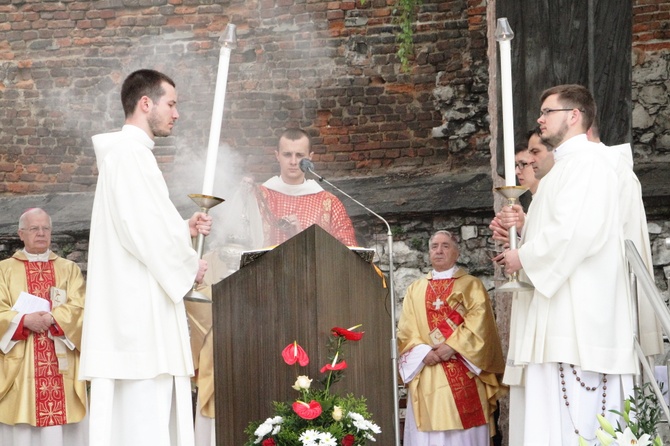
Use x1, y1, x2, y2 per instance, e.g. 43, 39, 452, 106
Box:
540, 84, 596, 132
278, 128, 311, 150
121, 69, 176, 118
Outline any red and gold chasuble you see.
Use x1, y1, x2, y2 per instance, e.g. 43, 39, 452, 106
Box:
24, 260, 67, 427
425, 278, 486, 429
256, 187, 358, 246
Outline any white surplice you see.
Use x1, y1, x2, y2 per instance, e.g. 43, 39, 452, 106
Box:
505, 134, 638, 445
80, 125, 199, 446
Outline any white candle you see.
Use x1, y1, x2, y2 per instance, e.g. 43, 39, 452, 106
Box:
202, 24, 237, 196
495, 18, 516, 187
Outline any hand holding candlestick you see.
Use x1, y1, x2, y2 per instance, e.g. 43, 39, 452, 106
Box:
494, 186, 533, 291
184, 23, 237, 303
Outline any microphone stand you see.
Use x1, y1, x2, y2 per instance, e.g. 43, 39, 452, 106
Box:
302, 162, 401, 446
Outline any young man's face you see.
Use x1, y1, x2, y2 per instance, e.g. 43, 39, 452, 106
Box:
515, 150, 538, 192
275, 135, 312, 185
537, 93, 571, 148
147, 81, 179, 138
527, 133, 554, 180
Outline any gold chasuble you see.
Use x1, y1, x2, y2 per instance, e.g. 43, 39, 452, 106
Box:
0, 252, 87, 427
398, 269, 506, 434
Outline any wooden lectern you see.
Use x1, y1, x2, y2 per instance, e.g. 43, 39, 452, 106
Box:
212, 224, 394, 445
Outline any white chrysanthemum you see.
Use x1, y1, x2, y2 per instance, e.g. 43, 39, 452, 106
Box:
271, 416, 284, 424
317, 432, 337, 446
348, 412, 364, 422
299, 429, 321, 444
254, 421, 273, 437
271, 424, 281, 435
367, 421, 381, 434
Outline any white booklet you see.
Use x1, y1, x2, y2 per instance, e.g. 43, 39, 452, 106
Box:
11, 291, 50, 313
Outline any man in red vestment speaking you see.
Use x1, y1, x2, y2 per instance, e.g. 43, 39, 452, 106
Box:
255, 128, 358, 247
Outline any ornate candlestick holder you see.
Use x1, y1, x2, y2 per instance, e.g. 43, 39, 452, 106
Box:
495, 185, 534, 292
184, 193, 225, 303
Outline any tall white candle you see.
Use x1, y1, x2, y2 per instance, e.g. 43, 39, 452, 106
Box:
202, 24, 237, 196
495, 18, 516, 187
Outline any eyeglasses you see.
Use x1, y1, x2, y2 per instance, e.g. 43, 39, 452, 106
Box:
539, 108, 583, 117
22, 226, 52, 233
515, 161, 530, 170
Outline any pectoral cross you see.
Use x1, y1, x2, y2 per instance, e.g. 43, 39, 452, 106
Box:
433, 298, 444, 310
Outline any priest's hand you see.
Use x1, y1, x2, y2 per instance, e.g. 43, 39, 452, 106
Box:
195, 259, 208, 284
501, 249, 522, 274
422, 350, 442, 366
189, 212, 212, 238
489, 216, 510, 245
499, 204, 525, 232
24, 311, 53, 333
433, 343, 456, 362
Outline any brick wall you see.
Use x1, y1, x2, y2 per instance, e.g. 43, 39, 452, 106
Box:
0, 0, 490, 196
633, 0, 670, 53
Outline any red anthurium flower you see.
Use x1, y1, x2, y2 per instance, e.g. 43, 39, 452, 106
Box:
320, 360, 347, 373
332, 325, 364, 341
342, 434, 355, 446
282, 341, 309, 366
262, 439, 276, 446
292, 400, 322, 420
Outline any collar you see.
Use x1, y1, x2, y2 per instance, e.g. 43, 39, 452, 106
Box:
430, 265, 459, 279
552, 134, 589, 161
262, 175, 324, 196
21, 249, 52, 262
122, 124, 155, 150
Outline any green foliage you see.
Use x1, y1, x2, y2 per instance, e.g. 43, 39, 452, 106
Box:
393, 0, 423, 72
612, 382, 665, 440
410, 237, 424, 251
244, 394, 374, 446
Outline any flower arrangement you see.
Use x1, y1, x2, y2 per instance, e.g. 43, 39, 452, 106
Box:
579, 383, 664, 446
244, 325, 381, 446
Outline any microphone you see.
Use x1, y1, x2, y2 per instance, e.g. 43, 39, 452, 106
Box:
299, 158, 317, 176
298, 156, 401, 446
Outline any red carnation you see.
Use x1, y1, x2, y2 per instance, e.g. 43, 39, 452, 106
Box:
292, 400, 323, 420
342, 434, 355, 446
262, 439, 276, 446
332, 325, 364, 341
320, 360, 347, 373
282, 341, 309, 366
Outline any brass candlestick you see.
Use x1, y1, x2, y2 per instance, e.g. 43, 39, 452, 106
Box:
495, 185, 534, 292
184, 193, 225, 303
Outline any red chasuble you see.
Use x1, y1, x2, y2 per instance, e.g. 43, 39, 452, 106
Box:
256, 186, 358, 247
24, 260, 67, 426
425, 278, 486, 429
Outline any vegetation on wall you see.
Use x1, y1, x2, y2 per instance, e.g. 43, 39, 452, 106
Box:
394, 0, 423, 71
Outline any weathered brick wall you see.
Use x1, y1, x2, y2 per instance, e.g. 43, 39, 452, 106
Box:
0, 0, 490, 197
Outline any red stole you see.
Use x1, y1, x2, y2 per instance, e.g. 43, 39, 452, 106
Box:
425, 278, 486, 429
24, 260, 67, 426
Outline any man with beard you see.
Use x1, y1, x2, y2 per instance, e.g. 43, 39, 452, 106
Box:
499, 84, 636, 445
80, 69, 211, 446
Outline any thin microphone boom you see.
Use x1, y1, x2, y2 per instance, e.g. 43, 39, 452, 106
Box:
299, 158, 401, 446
